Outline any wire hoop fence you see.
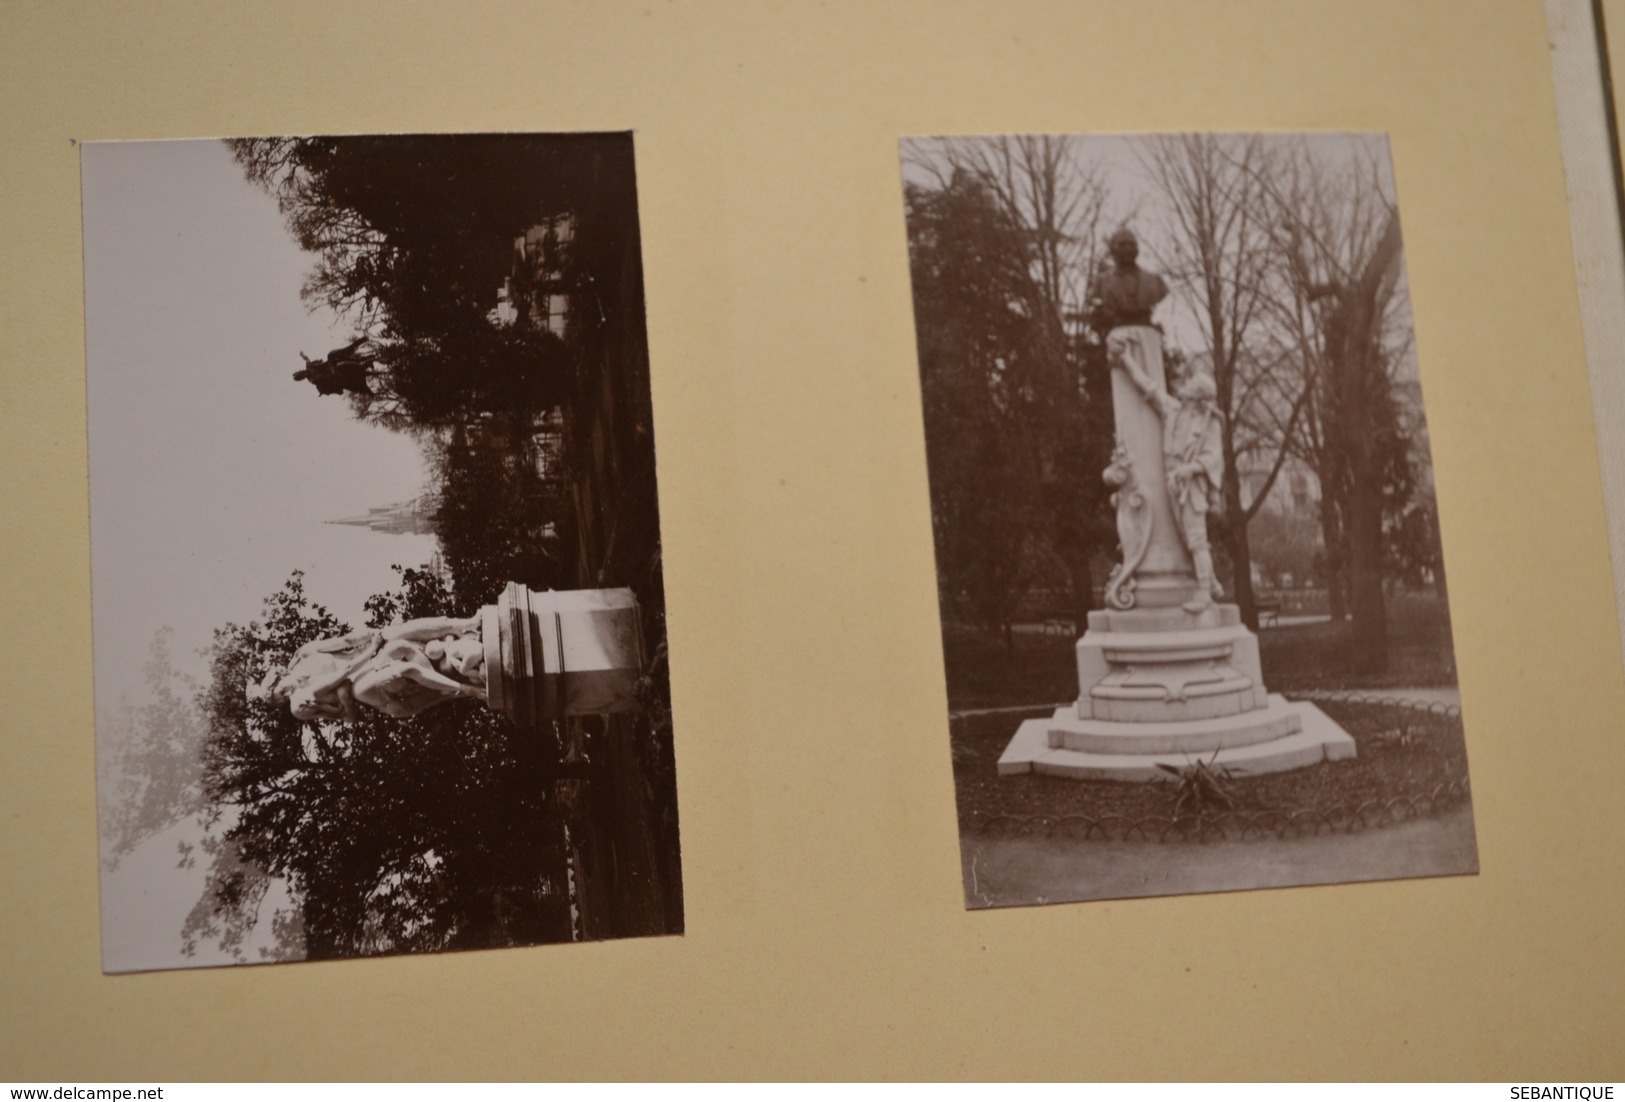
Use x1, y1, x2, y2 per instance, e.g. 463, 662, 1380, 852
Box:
964, 690, 1470, 843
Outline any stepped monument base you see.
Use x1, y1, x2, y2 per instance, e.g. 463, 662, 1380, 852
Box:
997, 603, 1355, 780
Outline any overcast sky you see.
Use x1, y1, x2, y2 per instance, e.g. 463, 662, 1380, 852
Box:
899, 131, 1402, 358
82, 139, 439, 971
82, 139, 439, 707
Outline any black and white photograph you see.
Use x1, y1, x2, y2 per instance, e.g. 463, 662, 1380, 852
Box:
85, 134, 682, 971
900, 132, 1476, 907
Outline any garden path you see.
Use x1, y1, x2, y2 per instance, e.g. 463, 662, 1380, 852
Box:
961, 805, 1478, 908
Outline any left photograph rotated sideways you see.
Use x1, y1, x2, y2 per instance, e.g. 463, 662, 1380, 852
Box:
83, 134, 683, 972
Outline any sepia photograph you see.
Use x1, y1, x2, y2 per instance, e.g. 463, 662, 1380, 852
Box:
84, 134, 682, 971
900, 132, 1476, 908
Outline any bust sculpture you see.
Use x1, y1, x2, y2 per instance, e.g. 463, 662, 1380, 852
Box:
1091, 228, 1168, 332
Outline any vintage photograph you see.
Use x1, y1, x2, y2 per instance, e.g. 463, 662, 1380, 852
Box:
85, 135, 682, 970
900, 132, 1476, 907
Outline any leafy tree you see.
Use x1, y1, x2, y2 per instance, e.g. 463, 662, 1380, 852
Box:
904, 145, 1116, 638
189, 569, 573, 961
229, 135, 605, 329
427, 423, 569, 611
228, 133, 660, 604
1387, 499, 1446, 596
228, 135, 632, 429
97, 629, 206, 869
1244, 508, 1322, 591
210, 135, 682, 951
908, 172, 1049, 636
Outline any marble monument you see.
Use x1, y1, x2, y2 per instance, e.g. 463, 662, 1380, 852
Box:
259, 582, 643, 729
997, 230, 1356, 781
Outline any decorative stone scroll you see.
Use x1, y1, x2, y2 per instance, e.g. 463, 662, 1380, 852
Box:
1103, 438, 1151, 611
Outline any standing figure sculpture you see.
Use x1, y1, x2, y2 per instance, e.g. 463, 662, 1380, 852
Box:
255, 615, 486, 722
293, 336, 375, 398
1117, 359, 1225, 613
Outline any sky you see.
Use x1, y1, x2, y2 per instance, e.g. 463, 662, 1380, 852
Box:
82, 139, 438, 703
82, 138, 440, 971
898, 131, 1403, 361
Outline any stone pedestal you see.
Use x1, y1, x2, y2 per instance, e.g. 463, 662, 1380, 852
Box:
482, 583, 643, 729
997, 603, 1355, 779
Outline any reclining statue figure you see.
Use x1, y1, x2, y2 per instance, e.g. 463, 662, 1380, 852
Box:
254, 615, 486, 722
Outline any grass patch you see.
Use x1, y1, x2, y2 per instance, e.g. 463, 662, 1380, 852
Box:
939, 626, 1079, 712
1261, 593, 1457, 693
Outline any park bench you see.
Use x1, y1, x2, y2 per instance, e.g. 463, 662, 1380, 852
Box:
1042, 613, 1077, 637
1256, 594, 1282, 627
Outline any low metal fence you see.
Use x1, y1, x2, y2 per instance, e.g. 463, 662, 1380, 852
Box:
964, 691, 1470, 843
963, 779, 1470, 842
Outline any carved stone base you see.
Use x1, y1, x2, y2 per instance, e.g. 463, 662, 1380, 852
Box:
482, 583, 643, 729
997, 602, 1355, 781
1076, 604, 1265, 721
998, 697, 1354, 780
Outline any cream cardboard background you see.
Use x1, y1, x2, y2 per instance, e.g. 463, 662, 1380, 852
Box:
3, 0, 1622, 1081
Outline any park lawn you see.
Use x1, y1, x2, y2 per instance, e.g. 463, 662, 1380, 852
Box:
1260, 591, 1457, 693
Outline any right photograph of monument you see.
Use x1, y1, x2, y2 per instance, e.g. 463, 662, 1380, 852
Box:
899, 132, 1477, 908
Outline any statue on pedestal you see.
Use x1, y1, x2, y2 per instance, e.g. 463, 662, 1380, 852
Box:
1092, 228, 1198, 611
253, 584, 644, 728
998, 236, 1356, 782
293, 337, 376, 398
257, 616, 486, 722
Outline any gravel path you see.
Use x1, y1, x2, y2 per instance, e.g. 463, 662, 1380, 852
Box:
960, 805, 1479, 908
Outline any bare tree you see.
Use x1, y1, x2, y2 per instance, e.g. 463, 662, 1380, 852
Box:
1258, 138, 1409, 671
903, 136, 1119, 626
226, 138, 391, 327
905, 135, 1110, 386
1137, 134, 1307, 629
